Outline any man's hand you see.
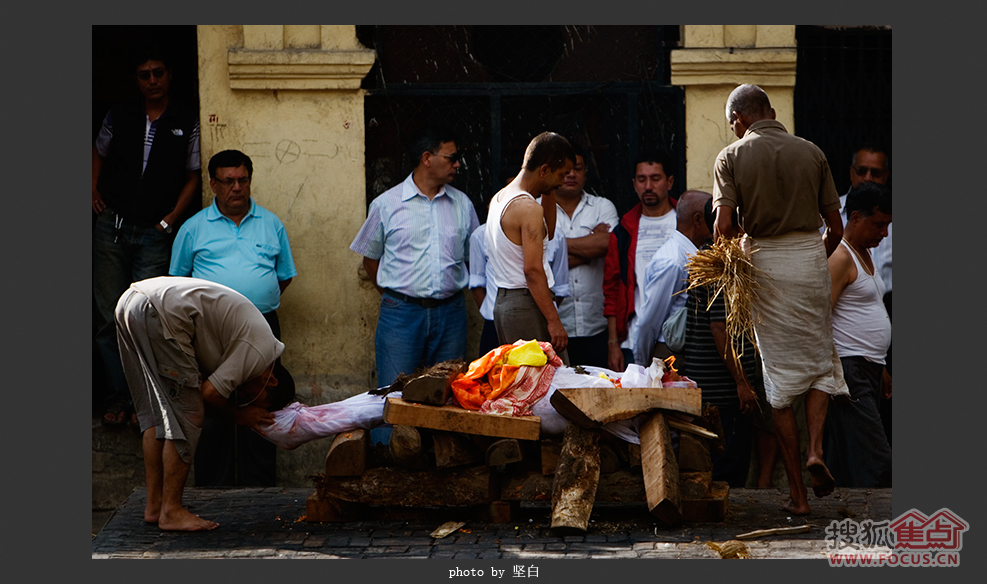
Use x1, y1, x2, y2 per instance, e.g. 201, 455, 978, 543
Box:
548, 319, 568, 353
737, 380, 759, 416
881, 368, 892, 399
608, 342, 625, 373
92, 188, 106, 214
235, 405, 275, 432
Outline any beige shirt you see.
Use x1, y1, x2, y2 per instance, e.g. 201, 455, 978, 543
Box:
131, 276, 284, 398
713, 120, 841, 238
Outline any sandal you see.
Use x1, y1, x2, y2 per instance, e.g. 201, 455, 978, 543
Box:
102, 400, 130, 428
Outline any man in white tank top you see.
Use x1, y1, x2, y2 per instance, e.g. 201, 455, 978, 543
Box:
826, 182, 892, 488
486, 132, 575, 357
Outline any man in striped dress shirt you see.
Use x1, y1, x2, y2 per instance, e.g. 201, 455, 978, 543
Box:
350, 126, 479, 387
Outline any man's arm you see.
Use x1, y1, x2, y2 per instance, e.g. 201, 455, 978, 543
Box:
821, 209, 844, 258
827, 245, 854, 308
201, 378, 273, 431
363, 257, 383, 295
713, 205, 738, 243
710, 320, 758, 415
541, 191, 557, 240
278, 278, 292, 294
607, 316, 624, 373
515, 202, 567, 352
603, 231, 624, 371
158, 171, 201, 232
566, 223, 611, 268
92, 146, 107, 214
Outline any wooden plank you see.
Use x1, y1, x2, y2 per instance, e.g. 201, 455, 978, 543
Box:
323, 430, 367, 476
322, 465, 496, 506
735, 524, 811, 540
383, 397, 541, 441
550, 423, 601, 534
550, 386, 702, 429
668, 419, 718, 439
640, 411, 681, 526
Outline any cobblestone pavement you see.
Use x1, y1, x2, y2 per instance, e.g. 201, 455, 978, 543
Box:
92, 487, 891, 559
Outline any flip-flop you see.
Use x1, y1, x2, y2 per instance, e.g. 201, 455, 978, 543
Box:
808, 461, 835, 498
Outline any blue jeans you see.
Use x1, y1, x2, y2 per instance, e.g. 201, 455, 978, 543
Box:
93, 208, 172, 407
374, 291, 467, 388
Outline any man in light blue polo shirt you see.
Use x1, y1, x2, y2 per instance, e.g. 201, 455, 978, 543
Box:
169, 149, 296, 487
351, 125, 479, 387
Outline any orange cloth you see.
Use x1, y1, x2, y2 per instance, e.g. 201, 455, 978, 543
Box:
450, 343, 524, 410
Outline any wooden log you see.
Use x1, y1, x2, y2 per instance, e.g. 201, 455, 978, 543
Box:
306, 491, 365, 522
681, 480, 729, 523
323, 430, 368, 476
640, 411, 681, 526
401, 373, 452, 405
550, 423, 601, 534
433, 431, 482, 468
322, 465, 496, 506
389, 424, 424, 466
628, 443, 641, 468
599, 443, 621, 474
501, 469, 647, 503
383, 397, 541, 440
486, 439, 523, 466
679, 471, 712, 499
550, 386, 702, 429
667, 419, 719, 440
541, 440, 562, 475
677, 432, 712, 472
486, 501, 516, 523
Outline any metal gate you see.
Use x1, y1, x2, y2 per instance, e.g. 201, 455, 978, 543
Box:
360, 26, 685, 221
794, 25, 893, 191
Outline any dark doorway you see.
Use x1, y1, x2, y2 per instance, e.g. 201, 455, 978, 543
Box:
794, 25, 892, 192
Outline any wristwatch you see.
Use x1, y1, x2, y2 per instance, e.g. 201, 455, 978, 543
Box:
159, 219, 173, 234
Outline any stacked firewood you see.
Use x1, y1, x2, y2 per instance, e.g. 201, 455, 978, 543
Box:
308, 366, 729, 531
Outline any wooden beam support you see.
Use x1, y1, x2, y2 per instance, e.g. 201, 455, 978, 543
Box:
383, 397, 541, 440
550, 386, 702, 429
550, 423, 601, 534
640, 411, 681, 526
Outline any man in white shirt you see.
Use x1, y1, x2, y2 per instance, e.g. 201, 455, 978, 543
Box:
554, 144, 619, 367
634, 191, 712, 365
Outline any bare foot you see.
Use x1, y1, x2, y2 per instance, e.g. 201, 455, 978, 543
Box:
807, 458, 835, 498
144, 509, 160, 524
783, 498, 811, 516
158, 507, 219, 531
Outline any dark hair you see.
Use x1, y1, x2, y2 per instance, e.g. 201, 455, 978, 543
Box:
851, 144, 891, 170
845, 181, 892, 218
266, 362, 296, 411
408, 125, 458, 168
208, 150, 253, 179
570, 142, 586, 163
522, 132, 576, 171
634, 150, 674, 178
130, 42, 171, 73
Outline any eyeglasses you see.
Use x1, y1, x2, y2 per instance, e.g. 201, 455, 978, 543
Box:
432, 151, 462, 164
215, 176, 251, 188
853, 165, 887, 179
137, 68, 167, 81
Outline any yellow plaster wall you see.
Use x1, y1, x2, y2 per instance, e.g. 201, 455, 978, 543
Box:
197, 25, 378, 401
672, 25, 797, 193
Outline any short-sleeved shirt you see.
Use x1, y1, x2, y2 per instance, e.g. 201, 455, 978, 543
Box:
169, 199, 296, 314
555, 192, 619, 338
713, 120, 841, 237
130, 277, 284, 398
350, 173, 479, 299
95, 109, 201, 174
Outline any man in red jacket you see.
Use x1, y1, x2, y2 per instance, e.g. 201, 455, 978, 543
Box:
603, 151, 678, 372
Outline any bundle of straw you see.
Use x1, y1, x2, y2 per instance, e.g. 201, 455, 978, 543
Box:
684, 237, 761, 361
